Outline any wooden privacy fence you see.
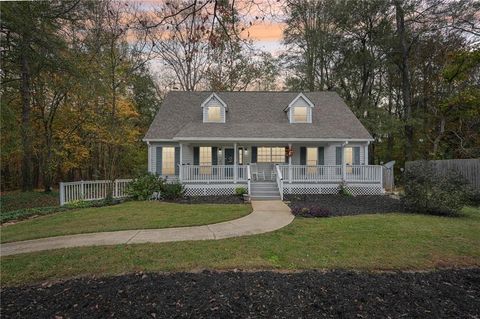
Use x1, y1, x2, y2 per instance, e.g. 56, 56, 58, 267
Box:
59, 179, 133, 206
405, 159, 480, 189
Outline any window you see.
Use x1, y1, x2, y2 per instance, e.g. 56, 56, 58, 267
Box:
292, 106, 308, 122
344, 147, 353, 165
306, 148, 318, 166
238, 148, 244, 165
162, 147, 175, 175
199, 147, 212, 166
257, 147, 285, 163
207, 106, 222, 122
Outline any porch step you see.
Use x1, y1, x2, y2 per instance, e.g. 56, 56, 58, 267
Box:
250, 181, 281, 200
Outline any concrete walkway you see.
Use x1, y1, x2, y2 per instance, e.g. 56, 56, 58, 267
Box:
0, 200, 293, 257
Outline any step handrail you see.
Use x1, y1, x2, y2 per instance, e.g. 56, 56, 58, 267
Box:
275, 164, 284, 200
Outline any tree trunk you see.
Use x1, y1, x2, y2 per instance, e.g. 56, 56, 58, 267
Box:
20, 48, 33, 191
395, 1, 414, 161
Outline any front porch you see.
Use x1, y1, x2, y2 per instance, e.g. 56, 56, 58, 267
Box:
147, 141, 385, 198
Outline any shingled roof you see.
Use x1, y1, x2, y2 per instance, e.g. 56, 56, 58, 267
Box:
144, 91, 373, 141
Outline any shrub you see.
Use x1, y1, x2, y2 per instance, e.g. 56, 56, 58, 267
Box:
235, 187, 248, 196
126, 173, 164, 200
291, 205, 331, 218
161, 182, 185, 200
403, 161, 469, 215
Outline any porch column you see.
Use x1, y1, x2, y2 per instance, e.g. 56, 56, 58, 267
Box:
233, 143, 237, 183
288, 143, 292, 183
342, 141, 347, 181
364, 142, 369, 165
179, 143, 183, 182
147, 141, 152, 173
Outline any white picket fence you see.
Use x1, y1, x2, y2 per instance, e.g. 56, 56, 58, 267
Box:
59, 179, 132, 206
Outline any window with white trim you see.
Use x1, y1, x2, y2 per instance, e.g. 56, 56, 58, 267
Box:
306, 148, 318, 166
292, 106, 308, 122
207, 106, 221, 122
199, 147, 212, 166
162, 147, 175, 175
257, 147, 285, 163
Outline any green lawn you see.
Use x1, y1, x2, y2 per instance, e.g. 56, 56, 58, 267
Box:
0, 191, 59, 212
2, 206, 479, 286
0, 201, 252, 243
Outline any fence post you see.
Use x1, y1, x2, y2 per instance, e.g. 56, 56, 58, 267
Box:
59, 182, 65, 206
81, 180, 85, 200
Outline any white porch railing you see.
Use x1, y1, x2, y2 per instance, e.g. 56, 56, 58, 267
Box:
60, 179, 132, 206
180, 165, 248, 183
275, 164, 284, 200
278, 165, 382, 183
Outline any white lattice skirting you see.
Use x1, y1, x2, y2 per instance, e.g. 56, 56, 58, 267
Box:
284, 183, 384, 196
184, 184, 247, 196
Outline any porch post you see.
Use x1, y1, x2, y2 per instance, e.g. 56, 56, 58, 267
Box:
364, 142, 369, 165
233, 142, 237, 183
179, 143, 183, 182
342, 141, 347, 181
147, 141, 152, 173
288, 143, 292, 183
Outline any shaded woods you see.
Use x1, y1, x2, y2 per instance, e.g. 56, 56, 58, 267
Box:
1, 0, 479, 192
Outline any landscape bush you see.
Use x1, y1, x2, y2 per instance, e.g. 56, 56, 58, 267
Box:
161, 182, 185, 200
403, 161, 470, 215
126, 173, 164, 200
235, 187, 248, 196
291, 205, 331, 218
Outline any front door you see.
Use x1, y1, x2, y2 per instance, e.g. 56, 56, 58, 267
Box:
224, 148, 234, 165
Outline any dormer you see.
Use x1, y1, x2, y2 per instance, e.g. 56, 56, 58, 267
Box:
284, 93, 314, 123
202, 93, 227, 123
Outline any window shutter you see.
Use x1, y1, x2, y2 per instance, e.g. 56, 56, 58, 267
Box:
251, 146, 257, 163
336, 147, 342, 165
300, 147, 306, 165
285, 146, 289, 163
212, 147, 218, 165
174, 147, 180, 175
156, 147, 162, 175
353, 147, 360, 165
193, 147, 199, 165
318, 147, 324, 165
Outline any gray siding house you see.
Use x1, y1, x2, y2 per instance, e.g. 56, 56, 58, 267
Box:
144, 91, 383, 199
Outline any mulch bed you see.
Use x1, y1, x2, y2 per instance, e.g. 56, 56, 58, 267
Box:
2, 269, 479, 318
286, 194, 403, 216
169, 195, 245, 204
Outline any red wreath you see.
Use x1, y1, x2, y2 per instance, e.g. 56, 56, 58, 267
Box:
285, 147, 294, 157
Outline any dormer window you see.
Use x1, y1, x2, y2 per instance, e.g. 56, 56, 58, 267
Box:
207, 106, 222, 122
285, 93, 314, 123
202, 93, 227, 123
292, 106, 308, 122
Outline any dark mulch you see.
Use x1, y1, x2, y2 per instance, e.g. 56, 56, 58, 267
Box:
286, 194, 403, 216
2, 269, 479, 318
169, 195, 245, 204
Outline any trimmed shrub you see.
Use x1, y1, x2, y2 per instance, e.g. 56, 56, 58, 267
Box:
235, 187, 248, 196
403, 161, 469, 215
161, 182, 185, 200
291, 205, 331, 218
126, 173, 164, 200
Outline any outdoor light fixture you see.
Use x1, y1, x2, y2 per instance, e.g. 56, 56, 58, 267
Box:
218, 148, 222, 154
244, 147, 248, 155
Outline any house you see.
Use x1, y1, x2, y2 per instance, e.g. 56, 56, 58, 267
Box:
144, 91, 384, 199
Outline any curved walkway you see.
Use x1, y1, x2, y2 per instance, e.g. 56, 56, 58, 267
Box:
0, 200, 293, 257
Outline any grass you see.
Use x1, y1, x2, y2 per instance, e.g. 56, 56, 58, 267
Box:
0, 190, 59, 212
2, 206, 479, 286
0, 201, 252, 243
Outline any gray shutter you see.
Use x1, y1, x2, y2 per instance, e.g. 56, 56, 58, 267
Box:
336, 147, 342, 165
318, 147, 324, 165
156, 147, 162, 175
251, 146, 257, 163
193, 147, 199, 165
353, 147, 360, 165
212, 147, 218, 165
285, 146, 289, 163
174, 147, 180, 175
300, 147, 306, 165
